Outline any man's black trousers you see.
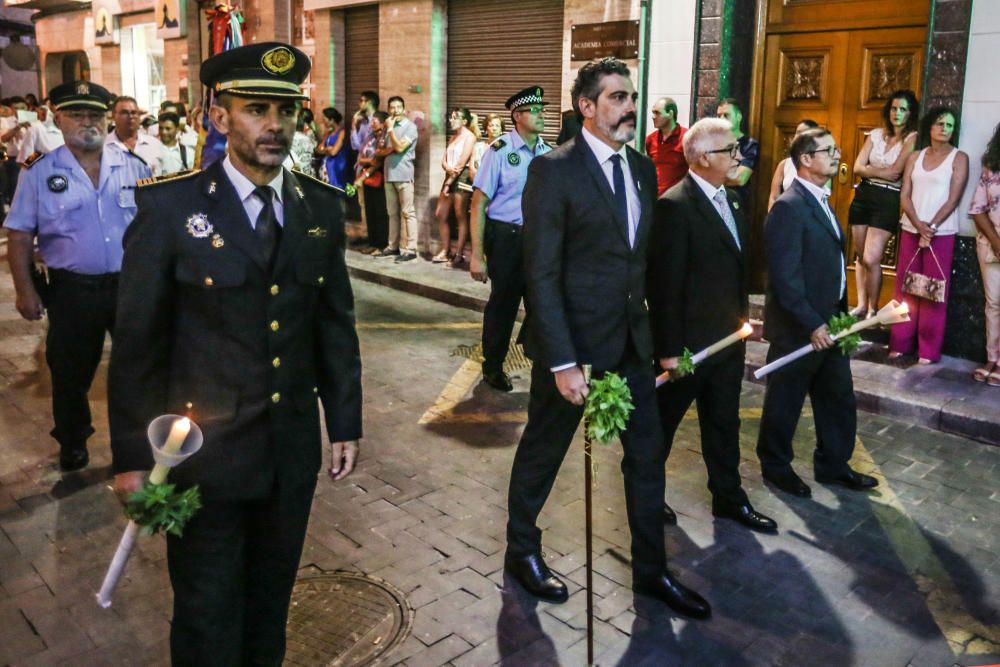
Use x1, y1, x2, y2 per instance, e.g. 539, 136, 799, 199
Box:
482, 219, 524, 375
506, 342, 668, 580
656, 348, 749, 508
44, 271, 118, 452
167, 475, 316, 666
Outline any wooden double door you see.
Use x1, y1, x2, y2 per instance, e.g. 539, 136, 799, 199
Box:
753, 0, 930, 304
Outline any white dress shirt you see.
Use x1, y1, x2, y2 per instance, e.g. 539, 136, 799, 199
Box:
222, 156, 285, 229
18, 120, 64, 157
105, 131, 168, 176
580, 126, 641, 246
161, 142, 190, 175
794, 176, 846, 298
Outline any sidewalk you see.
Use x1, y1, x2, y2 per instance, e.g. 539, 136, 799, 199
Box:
344, 246, 1000, 447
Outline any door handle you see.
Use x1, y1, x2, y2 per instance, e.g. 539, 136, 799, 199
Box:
838, 162, 850, 185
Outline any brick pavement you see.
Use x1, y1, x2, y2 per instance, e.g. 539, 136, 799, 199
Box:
0, 248, 999, 665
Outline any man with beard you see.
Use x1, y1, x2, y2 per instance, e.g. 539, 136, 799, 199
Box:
648, 118, 777, 533
505, 58, 711, 619
4, 81, 150, 472
108, 42, 363, 664
757, 127, 878, 497
469, 86, 551, 391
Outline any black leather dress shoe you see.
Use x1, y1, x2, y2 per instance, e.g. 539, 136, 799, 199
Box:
815, 468, 879, 491
59, 447, 89, 472
663, 502, 677, 525
504, 553, 568, 603
762, 470, 812, 497
634, 571, 711, 619
712, 501, 778, 533
483, 370, 513, 392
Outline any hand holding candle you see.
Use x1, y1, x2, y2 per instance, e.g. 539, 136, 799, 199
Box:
656, 322, 754, 387
753, 300, 910, 379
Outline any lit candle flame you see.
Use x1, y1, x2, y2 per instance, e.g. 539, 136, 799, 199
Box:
740, 322, 753, 337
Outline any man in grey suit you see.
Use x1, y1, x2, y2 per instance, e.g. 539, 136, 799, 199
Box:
504, 58, 710, 619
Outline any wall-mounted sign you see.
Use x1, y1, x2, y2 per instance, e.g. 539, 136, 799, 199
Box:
93, 0, 121, 45
571, 21, 640, 61
156, 0, 186, 39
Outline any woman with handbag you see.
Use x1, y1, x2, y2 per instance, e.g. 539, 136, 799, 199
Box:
889, 107, 969, 364
357, 112, 390, 256
847, 90, 919, 318
969, 122, 1000, 385
432, 108, 477, 268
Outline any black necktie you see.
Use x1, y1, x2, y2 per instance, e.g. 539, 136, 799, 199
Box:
609, 154, 630, 245
252, 186, 280, 265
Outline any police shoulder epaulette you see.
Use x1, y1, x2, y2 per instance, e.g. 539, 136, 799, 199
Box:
137, 169, 200, 188
292, 167, 339, 191
22, 152, 45, 169
490, 138, 507, 151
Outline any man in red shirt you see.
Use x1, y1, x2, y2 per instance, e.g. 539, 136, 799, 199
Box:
645, 97, 688, 196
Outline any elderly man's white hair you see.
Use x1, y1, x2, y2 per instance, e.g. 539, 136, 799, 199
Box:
682, 117, 734, 165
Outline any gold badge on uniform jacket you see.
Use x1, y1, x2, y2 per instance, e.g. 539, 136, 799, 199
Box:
307, 226, 328, 238
261, 46, 295, 75
211, 234, 225, 248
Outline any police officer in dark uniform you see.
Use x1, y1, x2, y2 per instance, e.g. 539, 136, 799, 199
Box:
4, 81, 150, 471
108, 43, 362, 665
469, 86, 550, 391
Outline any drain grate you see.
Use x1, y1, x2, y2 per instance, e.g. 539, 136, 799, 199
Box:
451, 341, 532, 372
285, 572, 412, 666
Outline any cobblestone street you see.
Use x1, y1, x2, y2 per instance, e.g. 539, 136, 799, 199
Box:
1, 258, 999, 666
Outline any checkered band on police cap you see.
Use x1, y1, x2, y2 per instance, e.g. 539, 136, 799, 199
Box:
505, 86, 549, 111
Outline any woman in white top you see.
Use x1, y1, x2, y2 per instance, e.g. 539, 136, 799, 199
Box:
470, 113, 505, 182
889, 107, 969, 364
767, 118, 819, 210
848, 90, 919, 318
433, 107, 477, 267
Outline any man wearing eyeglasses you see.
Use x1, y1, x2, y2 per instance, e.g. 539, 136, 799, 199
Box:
470, 86, 551, 392
3, 81, 151, 472
648, 118, 778, 534
757, 127, 879, 497
106, 96, 167, 177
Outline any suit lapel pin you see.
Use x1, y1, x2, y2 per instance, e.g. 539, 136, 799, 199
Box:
186, 213, 214, 238
732, 201, 740, 210
211, 234, 225, 248
295, 185, 305, 199
306, 226, 328, 238
208, 181, 217, 195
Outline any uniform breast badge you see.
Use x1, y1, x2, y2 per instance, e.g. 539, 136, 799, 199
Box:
186, 213, 214, 238
507, 152, 521, 166
47, 175, 68, 192
211, 234, 225, 248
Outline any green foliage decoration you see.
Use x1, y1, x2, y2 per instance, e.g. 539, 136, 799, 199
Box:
674, 348, 696, 377
125, 482, 202, 537
828, 312, 862, 356
584, 372, 635, 444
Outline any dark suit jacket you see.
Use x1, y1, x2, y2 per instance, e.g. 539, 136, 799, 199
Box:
520, 135, 657, 371
763, 179, 848, 348
647, 174, 748, 363
108, 161, 363, 501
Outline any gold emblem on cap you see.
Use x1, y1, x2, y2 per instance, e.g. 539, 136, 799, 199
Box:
261, 47, 295, 75
536, 88, 542, 97
76, 82, 90, 95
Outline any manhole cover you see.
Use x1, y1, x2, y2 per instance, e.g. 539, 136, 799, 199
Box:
285, 572, 412, 666
451, 341, 532, 372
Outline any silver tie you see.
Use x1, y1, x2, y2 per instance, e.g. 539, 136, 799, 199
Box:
713, 190, 741, 250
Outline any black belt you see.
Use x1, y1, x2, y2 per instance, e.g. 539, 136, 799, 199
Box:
860, 178, 901, 192
47, 268, 120, 288
487, 218, 523, 232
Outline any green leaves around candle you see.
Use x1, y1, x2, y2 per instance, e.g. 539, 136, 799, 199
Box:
674, 348, 696, 377
125, 482, 202, 537
828, 312, 862, 356
584, 371, 635, 444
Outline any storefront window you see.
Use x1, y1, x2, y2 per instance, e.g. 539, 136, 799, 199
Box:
120, 23, 165, 111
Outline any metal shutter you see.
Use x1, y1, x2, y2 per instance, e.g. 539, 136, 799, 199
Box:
345, 4, 379, 112
447, 0, 564, 145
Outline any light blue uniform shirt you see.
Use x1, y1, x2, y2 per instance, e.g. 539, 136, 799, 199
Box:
472, 130, 551, 225
3, 143, 151, 274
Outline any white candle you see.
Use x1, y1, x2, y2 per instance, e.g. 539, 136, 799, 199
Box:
690, 322, 754, 364
148, 417, 191, 485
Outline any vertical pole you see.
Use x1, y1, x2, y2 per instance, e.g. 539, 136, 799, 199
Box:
582, 364, 594, 666
635, 0, 652, 153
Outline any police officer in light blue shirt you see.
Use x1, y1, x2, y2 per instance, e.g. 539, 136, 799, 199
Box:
470, 86, 551, 391
3, 80, 150, 471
